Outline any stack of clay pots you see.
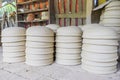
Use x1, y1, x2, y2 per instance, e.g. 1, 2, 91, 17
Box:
100, 1, 120, 26
26, 26, 54, 66
1, 27, 26, 63
56, 27, 82, 65
100, 0, 120, 61
46, 24, 60, 33
81, 27, 119, 74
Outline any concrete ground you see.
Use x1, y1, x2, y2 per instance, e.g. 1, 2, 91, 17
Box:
0, 47, 120, 80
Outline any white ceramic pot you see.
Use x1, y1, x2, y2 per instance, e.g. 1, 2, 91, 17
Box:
105, 7, 120, 11
81, 64, 117, 74
56, 36, 82, 42
26, 41, 54, 48
2, 27, 26, 37
103, 10, 120, 17
103, 16, 120, 19
82, 44, 117, 53
81, 51, 118, 62
2, 37, 25, 42
3, 56, 25, 63
57, 26, 82, 36
81, 59, 117, 67
82, 24, 103, 31
26, 54, 53, 60
56, 48, 81, 54
26, 36, 54, 42
26, 26, 54, 37
107, 27, 120, 33
3, 52, 25, 58
56, 53, 81, 59
103, 18, 120, 23
83, 28, 118, 39
106, 1, 120, 8
56, 42, 82, 48
3, 46, 25, 52
103, 23, 120, 27
26, 47, 54, 54
26, 58, 53, 66
2, 41, 25, 46
56, 58, 81, 65
83, 39, 118, 46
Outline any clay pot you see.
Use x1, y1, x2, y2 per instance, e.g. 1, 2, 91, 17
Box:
26, 13, 35, 21
18, 0, 24, 3
46, 1, 49, 8
34, 3, 39, 10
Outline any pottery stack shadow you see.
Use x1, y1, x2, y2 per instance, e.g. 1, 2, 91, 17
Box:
26, 26, 54, 66
1, 27, 26, 63
81, 27, 119, 74
100, 1, 120, 61
55, 27, 82, 65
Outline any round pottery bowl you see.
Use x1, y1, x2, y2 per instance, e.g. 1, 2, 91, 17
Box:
56, 42, 82, 48
56, 53, 81, 59
104, 10, 120, 17
56, 48, 81, 54
56, 58, 81, 65
81, 51, 118, 62
81, 59, 117, 67
56, 36, 82, 42
81, 64, 117, 74
2, 41, 25, 46
26, 54, 53, 60
3, 52, 25, 58
26, 36, 54, 42
57, 26, 82, 36
2, 27, 26, 37
26, 41, 54, 48
82, 44, 117, 53
3, 46, 25, 52
2, 37, 25, 42
26, 47, 54, 55
106, 1, 120, 8
26, 58, 53, 66
83, 39, 118, 46
26, 26, 54, 37
83, 27, 118, 39
3, 57, 25, 63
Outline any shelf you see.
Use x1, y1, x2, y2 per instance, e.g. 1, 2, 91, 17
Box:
17, 0, 39, 5
17, 19, 48, 23
18, 8, 48, 14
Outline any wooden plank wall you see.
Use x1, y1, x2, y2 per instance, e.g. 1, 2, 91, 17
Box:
54, 0, 86, 27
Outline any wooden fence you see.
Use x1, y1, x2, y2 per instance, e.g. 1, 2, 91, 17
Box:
54, 0, 86, 27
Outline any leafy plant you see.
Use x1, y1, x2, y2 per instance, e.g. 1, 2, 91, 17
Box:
0, 2, 16, 17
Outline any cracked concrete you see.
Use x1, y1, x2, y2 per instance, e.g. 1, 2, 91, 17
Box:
0, 47, 120, 80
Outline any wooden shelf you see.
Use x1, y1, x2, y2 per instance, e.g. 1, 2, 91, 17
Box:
17, 19, 48, 23
18, 8, 48, 14
17, 0, 39, 5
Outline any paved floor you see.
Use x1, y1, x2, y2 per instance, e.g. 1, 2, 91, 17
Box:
0, 47, 120, 80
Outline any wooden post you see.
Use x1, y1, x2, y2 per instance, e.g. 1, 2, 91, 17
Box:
86, 0, 93, 24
